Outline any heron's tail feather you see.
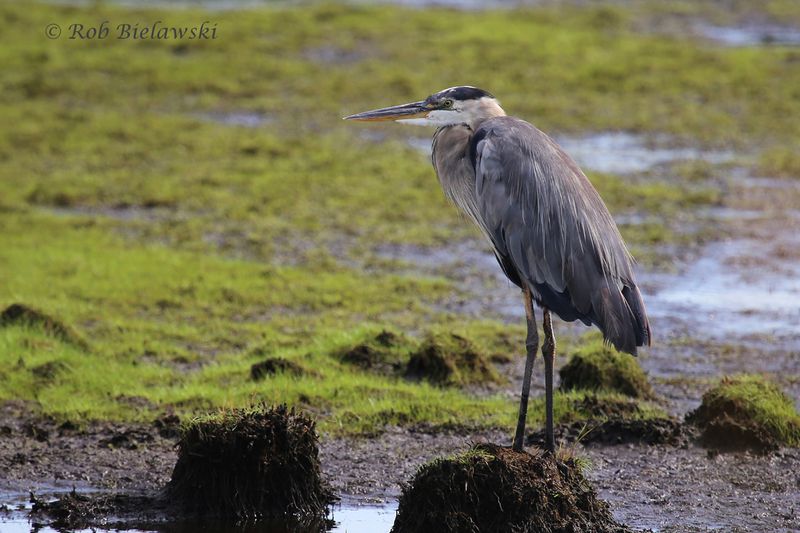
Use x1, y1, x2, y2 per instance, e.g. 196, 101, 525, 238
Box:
590, 279, 651, 356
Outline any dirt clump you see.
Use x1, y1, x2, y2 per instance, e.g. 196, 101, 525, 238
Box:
152, 413, 181, 439
529, 418, 691, 447
0, 303, 88, 349
251, 357, 306, 380
166, 403, 335, 519
336, 329, 411, 375
391, 443, 628, 533
686, 375, 800, 453
30, 360, 69, 383
405, 332, 499, 386
99, 427, 155, 450
559, 339, 654, 399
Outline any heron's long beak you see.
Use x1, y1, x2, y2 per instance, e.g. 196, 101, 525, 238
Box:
343, 101, 429, 122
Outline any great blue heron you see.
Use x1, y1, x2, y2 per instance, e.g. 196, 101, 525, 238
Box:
345, 86, 651, 453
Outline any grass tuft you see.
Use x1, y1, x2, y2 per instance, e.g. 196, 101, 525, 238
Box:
559, 337, 655, 399
392, 443, 625, 533
687, 374, 800, 452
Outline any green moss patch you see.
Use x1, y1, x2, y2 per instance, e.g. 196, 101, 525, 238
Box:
405, 332, 500, 386
686, 375, 800, 452
757, 146, 800, 179
559, 338, 654, 399
391, 443, 628, 533
2, 0, 799, 436
167, 404, 335, 518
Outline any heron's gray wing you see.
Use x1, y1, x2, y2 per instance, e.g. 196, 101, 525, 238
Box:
471, 117, 651, 354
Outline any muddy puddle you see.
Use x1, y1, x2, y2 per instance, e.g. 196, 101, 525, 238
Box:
193, 111, 273, 128
0, 491, 397, 533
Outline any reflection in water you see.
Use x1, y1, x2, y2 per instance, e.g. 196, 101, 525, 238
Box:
0, 502, 397, 533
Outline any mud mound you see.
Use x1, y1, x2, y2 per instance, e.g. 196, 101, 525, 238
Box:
30, 360, 69, 383
251, 357, 306, 380
0, 303, 88, 349
529, 418, 691, 447
336, 329, 410, 375
166, 404, 335, 518
392, 443, 628, 533
559, 340, 653, 399
405, 332, 499, 386
686, 375, 800, 453
30, 490, 161, 530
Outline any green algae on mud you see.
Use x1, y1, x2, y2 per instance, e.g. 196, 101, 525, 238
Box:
2, 1, 797, 252
2, 0, 800, 436
392, 443, 628, 533
687, 375, 800, 452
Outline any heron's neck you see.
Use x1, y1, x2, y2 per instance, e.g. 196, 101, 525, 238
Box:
467, 98, 506, 129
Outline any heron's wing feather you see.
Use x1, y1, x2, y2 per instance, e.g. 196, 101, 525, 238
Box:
472, 117, 651, 354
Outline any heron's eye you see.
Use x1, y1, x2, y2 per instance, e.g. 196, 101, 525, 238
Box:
442, 99, 454, 109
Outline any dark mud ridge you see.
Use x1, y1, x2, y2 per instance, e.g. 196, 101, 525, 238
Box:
392, 443, 629, 533
528, 417, 694, 448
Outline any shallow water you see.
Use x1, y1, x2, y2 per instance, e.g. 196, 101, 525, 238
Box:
552, 133, 733, 174
651, 237, 800, 338
194, 111, 273, 128
409, 132, 733, 175
0, 501, 397, 533
696, 23, 800, 47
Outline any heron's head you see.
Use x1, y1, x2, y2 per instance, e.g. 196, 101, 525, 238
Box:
344, 86, 505, 128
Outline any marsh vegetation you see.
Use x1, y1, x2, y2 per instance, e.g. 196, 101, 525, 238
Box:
2, 1, 800, 531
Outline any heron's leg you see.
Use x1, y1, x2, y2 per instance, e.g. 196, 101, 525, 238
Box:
542, 307, 556, 453
513, 285, 539, 452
